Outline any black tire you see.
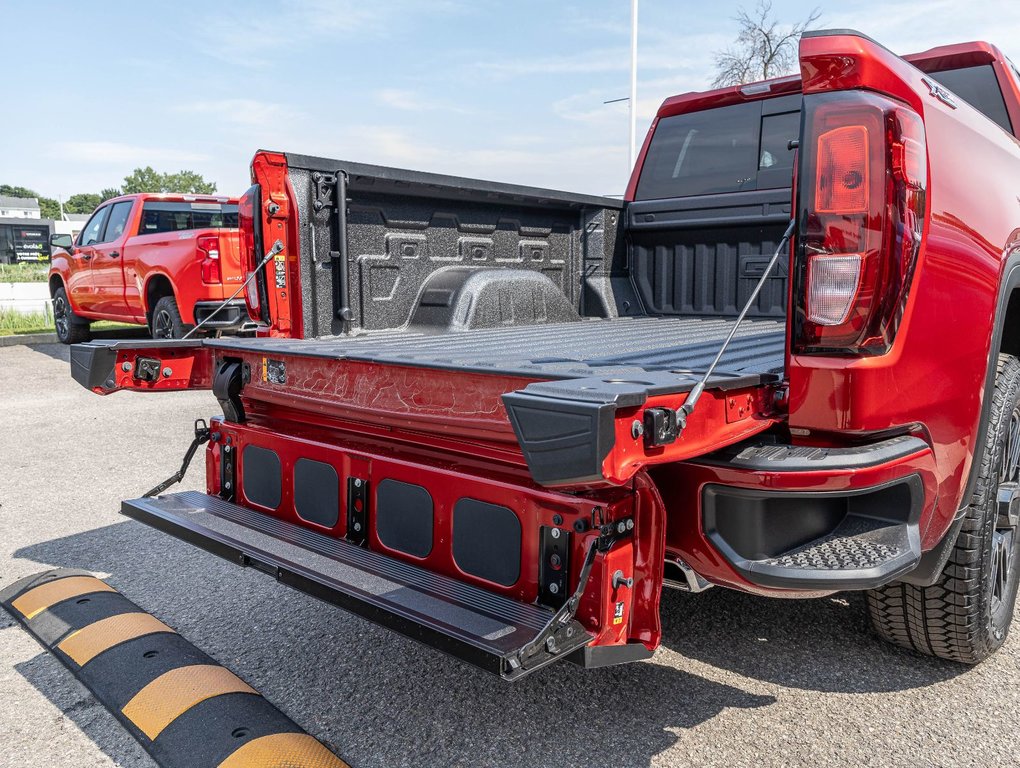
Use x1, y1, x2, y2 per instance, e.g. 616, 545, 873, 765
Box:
150, 295, 190, 340
52, 286, 91, 344
867, 353, 1020, 663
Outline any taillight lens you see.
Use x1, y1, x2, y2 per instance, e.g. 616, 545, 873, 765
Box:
196, 234, 221, 284
815, 125, 870, 214
794, 90, 927, 355
237, 183, 263, 320
806, 253, 862, 324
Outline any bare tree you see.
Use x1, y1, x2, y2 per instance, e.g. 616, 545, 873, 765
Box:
712, 1, 821, 87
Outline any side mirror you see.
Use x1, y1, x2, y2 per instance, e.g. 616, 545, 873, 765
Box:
50, 233, 74, 250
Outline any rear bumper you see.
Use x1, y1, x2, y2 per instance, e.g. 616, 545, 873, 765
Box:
192, 300, 250, 330
703, 474, 923, 590
657, 435, 939, 594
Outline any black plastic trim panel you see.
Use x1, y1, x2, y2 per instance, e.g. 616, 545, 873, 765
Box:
192, 301, 248, 329
568, 642, 655, 669
700, 434, 931, 472
703, 475, 925, 590
284, 152, 624, 211
504, 370, 776, 486
70, 342, 118, 390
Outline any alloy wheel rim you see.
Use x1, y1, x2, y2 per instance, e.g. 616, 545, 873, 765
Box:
154, 309, 174, 339
992, 404, 1020, 614
54, 296, 68, 338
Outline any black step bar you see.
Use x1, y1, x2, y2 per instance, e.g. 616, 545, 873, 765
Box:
122, 491, 592, 680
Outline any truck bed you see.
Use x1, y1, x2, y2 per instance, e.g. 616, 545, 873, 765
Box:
208, 315, 785, 380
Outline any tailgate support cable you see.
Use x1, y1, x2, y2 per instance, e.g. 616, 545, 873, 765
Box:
181, 239, 283, 340
142, 419, 210, 498
675, 218, 796, 436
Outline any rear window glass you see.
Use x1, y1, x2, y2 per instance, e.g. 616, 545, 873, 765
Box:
635, 100, 800, 200
140, 202, 238, 235
929, 64, 1012, 133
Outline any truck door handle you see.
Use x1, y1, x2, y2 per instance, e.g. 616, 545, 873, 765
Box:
109, 251, 120, 258
82, 252, 92, 260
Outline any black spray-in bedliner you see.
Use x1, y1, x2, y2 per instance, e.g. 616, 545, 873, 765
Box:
207, 315, 785, 380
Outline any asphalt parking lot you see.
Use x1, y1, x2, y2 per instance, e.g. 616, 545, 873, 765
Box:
2, 341, 1019, 768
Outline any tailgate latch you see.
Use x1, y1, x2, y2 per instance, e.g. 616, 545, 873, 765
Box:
642, 407, 678, 448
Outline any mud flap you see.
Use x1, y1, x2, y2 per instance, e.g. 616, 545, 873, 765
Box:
1, 569, 349, 768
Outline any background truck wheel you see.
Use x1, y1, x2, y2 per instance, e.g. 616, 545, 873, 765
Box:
867, 353, 1020, 664
52, 287, 91, 344
150, 295, 191, 340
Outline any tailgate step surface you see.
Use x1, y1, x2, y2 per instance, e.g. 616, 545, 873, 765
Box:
123, 491, 589, 680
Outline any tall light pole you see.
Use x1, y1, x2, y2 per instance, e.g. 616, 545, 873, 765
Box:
629, 0, 639, 169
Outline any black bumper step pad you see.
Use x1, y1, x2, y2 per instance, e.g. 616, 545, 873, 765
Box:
122, 491, 592, 680
744, 515, 921, 589
1, 568, 348, 768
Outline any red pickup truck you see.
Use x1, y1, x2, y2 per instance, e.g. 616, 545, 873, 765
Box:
70, 31, 1020, 678
48, 193, 245, 343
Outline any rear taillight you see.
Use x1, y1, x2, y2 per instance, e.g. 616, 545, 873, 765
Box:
196, 233, 221, 284
237, 183, 263, 320
794, 90, 927, 355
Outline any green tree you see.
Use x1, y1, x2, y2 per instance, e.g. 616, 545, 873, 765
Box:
38, 197, 61, 220
165, 170, 217, 194
100, 187, 122, 202
121, 167, 217, 195
0, 184, 37, 199
120, 166, 164, 194
64, 192, 103, 215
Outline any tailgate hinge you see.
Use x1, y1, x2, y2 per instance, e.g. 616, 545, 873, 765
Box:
508, 518, 633, 674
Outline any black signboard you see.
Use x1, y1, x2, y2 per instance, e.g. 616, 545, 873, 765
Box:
12, 225, 49, 262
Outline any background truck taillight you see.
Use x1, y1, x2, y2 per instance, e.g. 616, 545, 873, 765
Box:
794, 90, 927, 355
237, 183, 267, 323
196, 234, 221, 284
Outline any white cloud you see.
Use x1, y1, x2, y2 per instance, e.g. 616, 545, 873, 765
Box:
46, 141, 208, 167
332, 125, 629, 196
375, 89, 473, 114
175, 99, 311, 128
194, 0, 388, 66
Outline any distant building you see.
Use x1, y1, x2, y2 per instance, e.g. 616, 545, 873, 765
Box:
0, 196, 41, 219
54, 213, 90, 241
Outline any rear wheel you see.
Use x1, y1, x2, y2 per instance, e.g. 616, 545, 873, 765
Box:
150, 295, 190, 340
867, 354, 1020, 663
52, 286, 91, 344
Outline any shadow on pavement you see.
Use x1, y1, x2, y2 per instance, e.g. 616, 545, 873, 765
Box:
11, 520, 778, 768
658, 586, 966, 693
13, 653, 152, 767
21, 327, 150, 364
21, 342, 70, 363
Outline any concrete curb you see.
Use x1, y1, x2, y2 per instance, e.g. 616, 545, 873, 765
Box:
0, 332, 59, 347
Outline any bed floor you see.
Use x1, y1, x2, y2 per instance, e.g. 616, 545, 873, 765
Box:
209, 316, 786, 380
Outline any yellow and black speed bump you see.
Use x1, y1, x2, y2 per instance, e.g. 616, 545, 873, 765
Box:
2, 568, 349, 768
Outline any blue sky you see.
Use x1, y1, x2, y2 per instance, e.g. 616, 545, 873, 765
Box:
4, 0, 1020, 199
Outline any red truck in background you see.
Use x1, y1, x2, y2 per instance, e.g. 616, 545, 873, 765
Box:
68, 30, 1020, 679
48, 194, 246, 343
